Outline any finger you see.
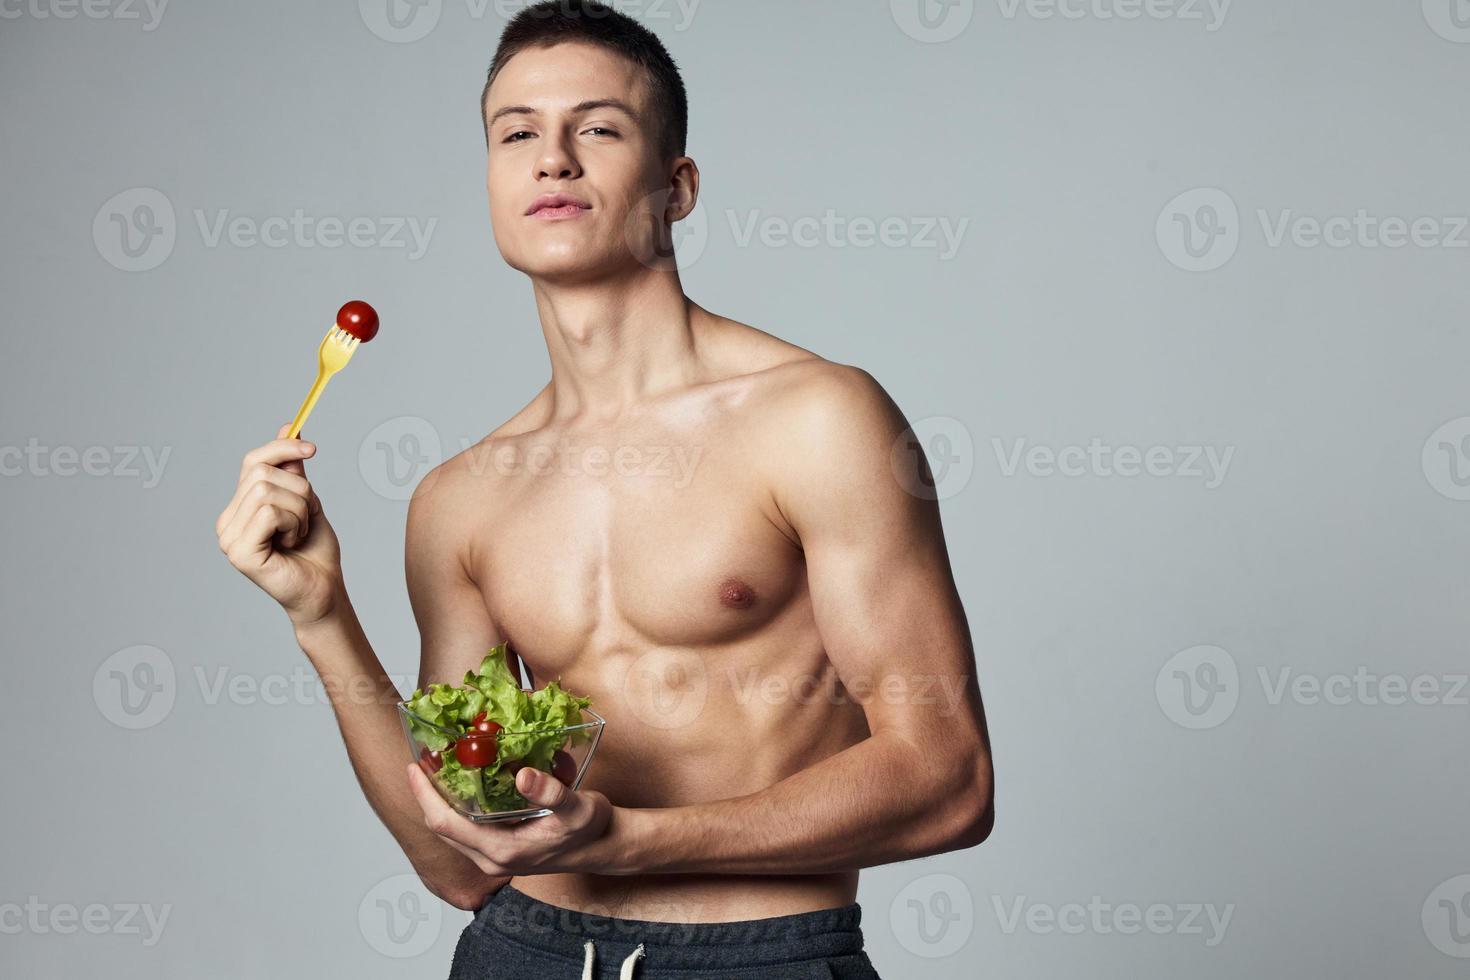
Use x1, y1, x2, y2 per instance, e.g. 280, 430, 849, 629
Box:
240, 435, 315, 482
406, 765, 509, 870
224, 504, 298, 572
236, 484, 308, 549
220, 485, 306, 557
217, 464, 312, 536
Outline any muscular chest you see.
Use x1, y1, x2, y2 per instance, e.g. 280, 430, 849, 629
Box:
466, 434, 806, 675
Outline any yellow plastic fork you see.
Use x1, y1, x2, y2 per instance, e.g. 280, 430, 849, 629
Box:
286, 324, 362, 440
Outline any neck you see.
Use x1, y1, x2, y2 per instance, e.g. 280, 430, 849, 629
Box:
532, 265, 705, 422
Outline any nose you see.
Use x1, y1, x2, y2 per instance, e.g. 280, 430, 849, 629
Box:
536, 132, 581, 182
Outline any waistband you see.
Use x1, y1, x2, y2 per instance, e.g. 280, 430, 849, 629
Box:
468, 884, 866, 969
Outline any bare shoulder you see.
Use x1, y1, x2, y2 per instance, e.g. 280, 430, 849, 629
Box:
404, 388, 551, 551
695, 309, 898, 426
751, 357, 907, 448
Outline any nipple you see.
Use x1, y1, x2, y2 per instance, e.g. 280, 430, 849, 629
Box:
718, 577, 757, 609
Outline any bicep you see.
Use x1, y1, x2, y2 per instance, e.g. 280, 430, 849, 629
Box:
405, 472, 503, 691
776, 368, 984, 746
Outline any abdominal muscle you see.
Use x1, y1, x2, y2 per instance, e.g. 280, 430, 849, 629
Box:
499, 631, 870, 924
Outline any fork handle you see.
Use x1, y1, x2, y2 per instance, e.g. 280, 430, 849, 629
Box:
286, 370, 331, 440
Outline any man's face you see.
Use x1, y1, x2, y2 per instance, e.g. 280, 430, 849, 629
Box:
483, 41, 671, 283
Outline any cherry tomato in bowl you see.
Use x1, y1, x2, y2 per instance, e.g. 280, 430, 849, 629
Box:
455, 733, 497, 769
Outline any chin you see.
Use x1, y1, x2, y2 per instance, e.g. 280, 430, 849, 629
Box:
504, 243, 631, 285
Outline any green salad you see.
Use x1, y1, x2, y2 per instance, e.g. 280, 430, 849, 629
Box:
403, 643, 592, 813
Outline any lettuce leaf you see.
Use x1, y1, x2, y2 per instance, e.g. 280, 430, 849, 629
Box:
408, 643, 593, 812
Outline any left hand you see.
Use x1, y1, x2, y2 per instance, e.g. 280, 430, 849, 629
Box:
406, 763, 615, 877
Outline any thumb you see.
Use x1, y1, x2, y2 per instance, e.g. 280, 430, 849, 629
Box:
516, 765, 572, 810
277, 423, 314, 477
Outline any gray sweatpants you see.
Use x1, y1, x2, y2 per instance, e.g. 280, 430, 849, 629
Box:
449, 883, 883, 979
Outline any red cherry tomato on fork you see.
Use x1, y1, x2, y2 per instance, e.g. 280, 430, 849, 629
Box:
336, 300, 378, 342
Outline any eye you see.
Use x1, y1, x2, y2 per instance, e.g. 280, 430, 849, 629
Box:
503, 130, 535, 143
583, 126, 620, 138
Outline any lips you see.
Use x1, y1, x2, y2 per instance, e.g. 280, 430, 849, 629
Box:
526, 193, 592, 217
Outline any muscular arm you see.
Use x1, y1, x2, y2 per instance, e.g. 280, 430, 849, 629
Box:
295, 462, 509, 908
593, 365, 995, 875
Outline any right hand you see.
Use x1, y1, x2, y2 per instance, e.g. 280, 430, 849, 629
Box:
217, 424, 344, 627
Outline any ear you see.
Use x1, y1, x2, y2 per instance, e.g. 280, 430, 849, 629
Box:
665, 157, 700, 222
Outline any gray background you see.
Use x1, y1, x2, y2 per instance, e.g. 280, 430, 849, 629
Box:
2, 0, 1466, 977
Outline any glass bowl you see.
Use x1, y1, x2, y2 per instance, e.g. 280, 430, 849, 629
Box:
397, 701, 605, 823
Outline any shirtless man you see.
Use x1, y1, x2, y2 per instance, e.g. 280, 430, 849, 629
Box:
216, 2, 993, 976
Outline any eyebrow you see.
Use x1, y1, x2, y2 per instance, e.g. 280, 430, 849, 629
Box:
486, 98, 641, 128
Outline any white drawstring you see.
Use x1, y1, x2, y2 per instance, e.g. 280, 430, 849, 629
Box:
581, 938, 645, 980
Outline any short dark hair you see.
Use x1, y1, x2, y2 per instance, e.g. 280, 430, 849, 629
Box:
481, 0, 688, 161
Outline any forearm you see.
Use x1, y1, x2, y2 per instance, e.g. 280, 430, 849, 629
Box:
293, 596, 506, 906
598, 730, 993, 876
